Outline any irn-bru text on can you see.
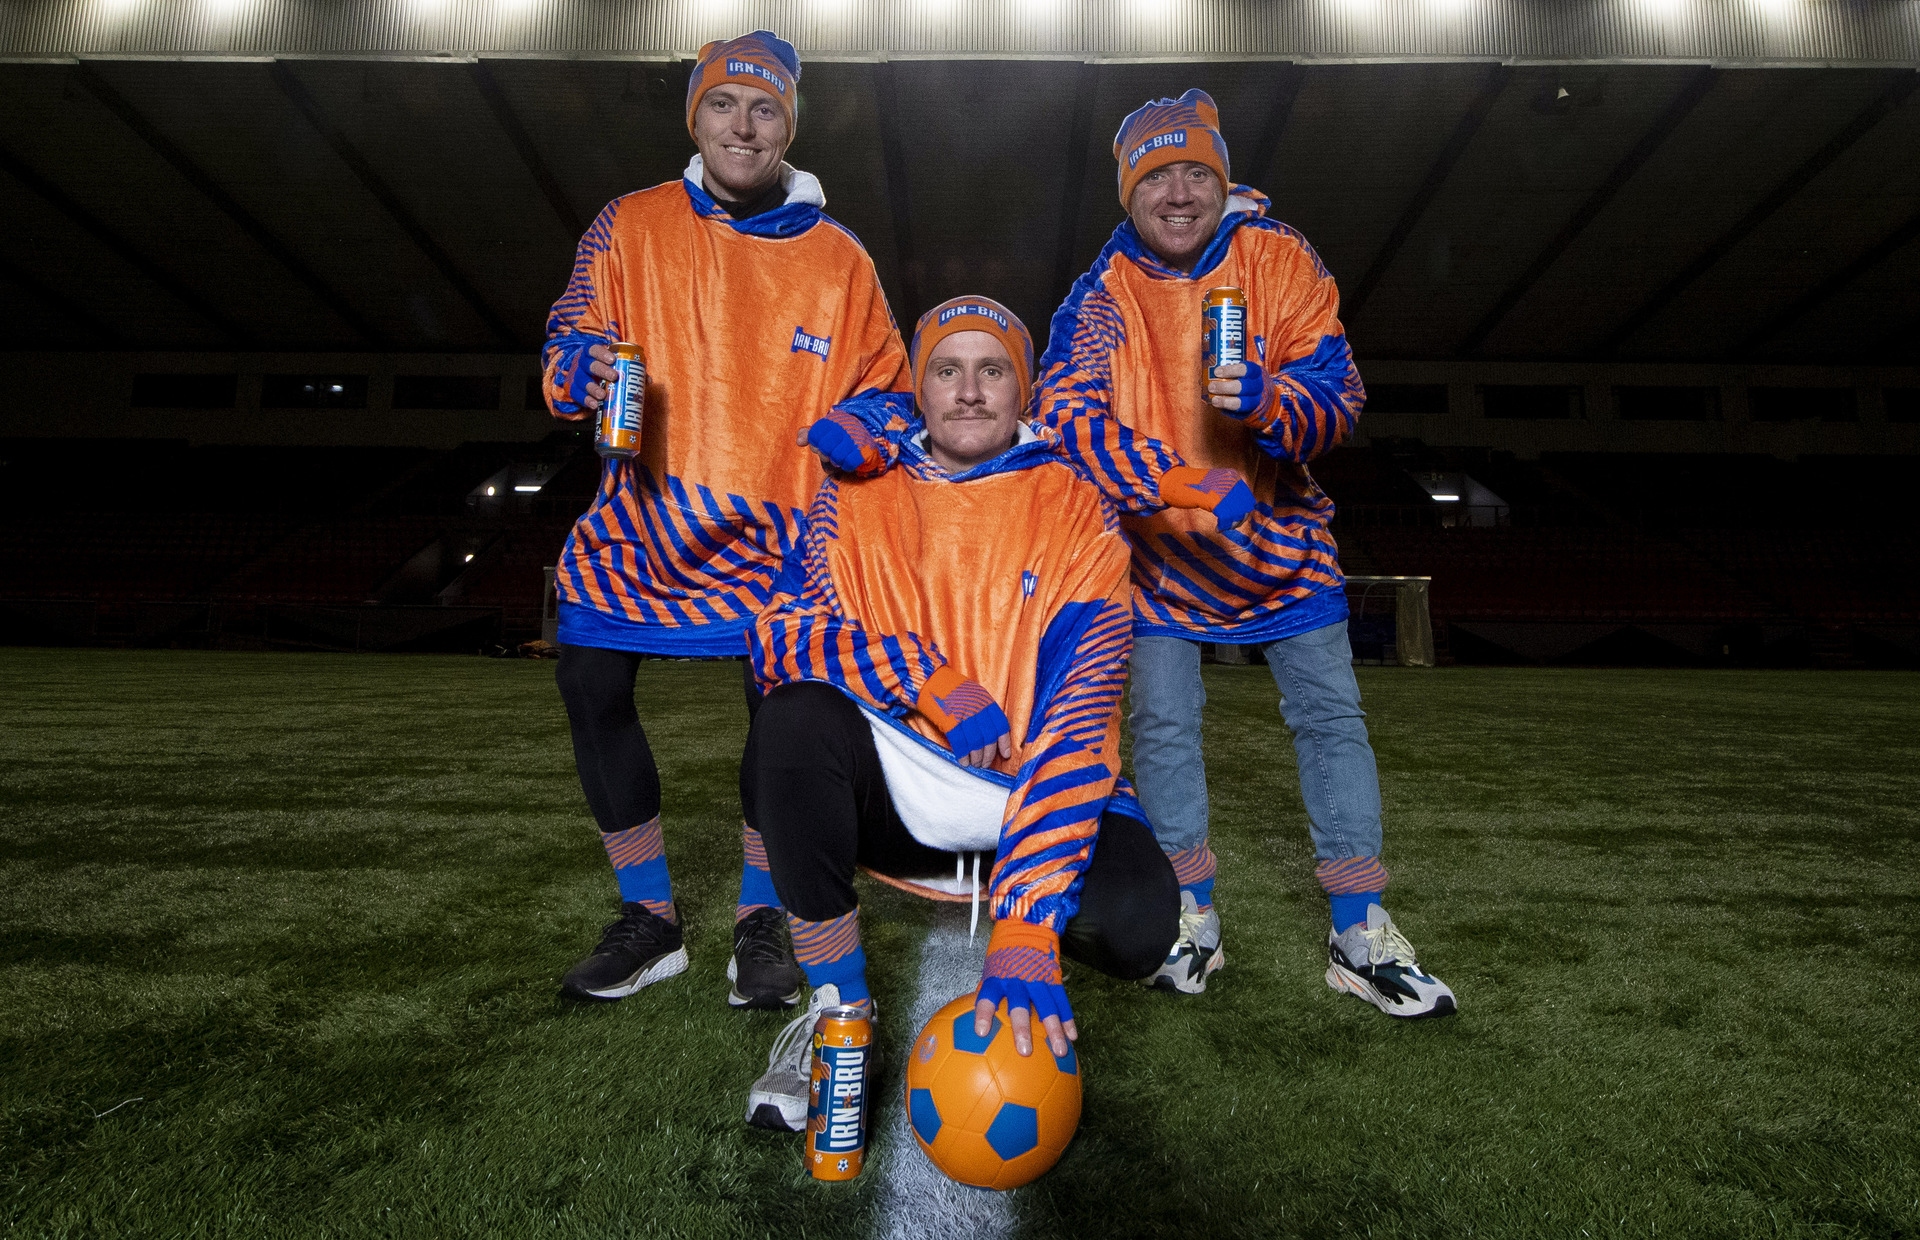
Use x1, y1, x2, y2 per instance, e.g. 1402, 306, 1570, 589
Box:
1202, 287, 1248, 375
806, 1005, 873, 1181
594, 341, 645, 460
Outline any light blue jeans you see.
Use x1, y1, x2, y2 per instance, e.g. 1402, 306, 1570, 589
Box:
1128, 621, 1383, 865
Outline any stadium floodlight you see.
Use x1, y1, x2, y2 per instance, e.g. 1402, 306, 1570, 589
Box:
1430, 493, 1461, 503
485, 486, 496, 496
464, 553, 475, 562
513, 484, 542, 493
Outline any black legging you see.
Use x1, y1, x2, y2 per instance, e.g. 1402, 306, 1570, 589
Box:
740, 681, 1181, 981
555, 645, 760, 834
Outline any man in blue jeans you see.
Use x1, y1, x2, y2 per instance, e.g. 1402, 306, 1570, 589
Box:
1035, 88, 1455, 1017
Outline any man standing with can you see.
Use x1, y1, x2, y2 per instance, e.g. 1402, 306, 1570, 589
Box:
1037, 89, 1456, 1017
540, 30, 909, 1008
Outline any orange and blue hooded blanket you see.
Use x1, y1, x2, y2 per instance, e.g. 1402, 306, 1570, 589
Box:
541, 160, 909, 656
750, 393, 1141, 932
1036, 184, 1366, 644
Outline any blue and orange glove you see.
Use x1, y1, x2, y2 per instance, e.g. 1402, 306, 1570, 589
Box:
1161, 465, 1257, 530
1207, 361, 1272, 420
916, 664, 1011, 767
975, 920, 1076, 1058
805, 409, 886, 475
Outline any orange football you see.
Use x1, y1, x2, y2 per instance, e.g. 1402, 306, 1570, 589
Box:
902, 993, 1082, 1190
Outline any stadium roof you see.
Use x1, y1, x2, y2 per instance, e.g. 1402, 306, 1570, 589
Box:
2, 3, 1918, 364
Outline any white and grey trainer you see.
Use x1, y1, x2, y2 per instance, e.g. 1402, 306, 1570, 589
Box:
745, 984, 879, 1132
1143, 890, 1225, 995
1326, 904, 1456, 1018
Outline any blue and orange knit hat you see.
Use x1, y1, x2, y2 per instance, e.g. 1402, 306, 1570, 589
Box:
685, 30, 801, 138
910, 296, 1034, 401
1112, 87, 1230, 208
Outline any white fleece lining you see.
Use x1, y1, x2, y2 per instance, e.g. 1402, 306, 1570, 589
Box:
683, 155, 826, 208
858, 703, 1008, 855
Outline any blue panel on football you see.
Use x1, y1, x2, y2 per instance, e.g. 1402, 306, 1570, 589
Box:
909, 1088, 942, 1145
984, 1102, 1039, 1161
1053, 1041, 1077, 1076
951, 1010, 1000, 1055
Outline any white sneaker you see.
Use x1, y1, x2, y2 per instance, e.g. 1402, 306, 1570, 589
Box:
744, 984, 878, 1131
1143, 890, 1224, 995
1326, 905, 1457, 1018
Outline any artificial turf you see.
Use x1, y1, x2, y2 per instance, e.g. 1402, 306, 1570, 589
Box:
2, 649, 1916, 1239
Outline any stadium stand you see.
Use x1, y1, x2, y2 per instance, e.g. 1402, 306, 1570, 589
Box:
0, 434, 589, 651
1326, 447, 1920, 666
2, 432, 1915, 665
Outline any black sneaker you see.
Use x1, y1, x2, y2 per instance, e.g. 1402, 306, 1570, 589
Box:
727, 906, 805, 1010
560, 902, 688, 1001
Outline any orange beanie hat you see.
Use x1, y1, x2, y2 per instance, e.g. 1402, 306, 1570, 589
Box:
685, 30, 801, 139
910, 296, 1035, 402
1113, 87, 1230, 209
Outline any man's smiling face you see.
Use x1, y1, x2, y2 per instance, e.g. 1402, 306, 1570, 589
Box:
1127, 160, 1227, 275
692, 82, 790, 201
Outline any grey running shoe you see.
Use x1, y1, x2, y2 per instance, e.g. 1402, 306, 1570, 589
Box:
560, 903, 688, 1001
1326, 904, 1456, 1018
745, 984, 879, 1132
1143, 890, 1225, 995
727, 907, 805, 1011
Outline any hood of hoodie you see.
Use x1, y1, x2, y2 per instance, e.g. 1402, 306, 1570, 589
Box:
682, 155, 826, 239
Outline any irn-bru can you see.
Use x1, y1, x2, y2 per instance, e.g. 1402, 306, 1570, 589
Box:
594, 341, 645, 460
1203, 287, 1248, 374
806, 1005, 873, 1181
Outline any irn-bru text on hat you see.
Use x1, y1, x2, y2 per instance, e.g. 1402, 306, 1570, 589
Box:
1112, 88, 1230, 208
685, 30, 802, 138
910, 296, 1035, 402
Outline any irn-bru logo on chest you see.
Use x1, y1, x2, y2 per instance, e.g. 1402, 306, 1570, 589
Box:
1021, 571, 1039, 599
792, 327, 831, 361
1126, 130, 1186, 169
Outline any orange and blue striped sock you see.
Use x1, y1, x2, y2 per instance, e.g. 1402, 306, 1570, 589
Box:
601, 817, 676, 923
736, 824, 780, 923
1169, 844, 1218, 911
1318, 856, 1389, 933
787, 909, 869, 1007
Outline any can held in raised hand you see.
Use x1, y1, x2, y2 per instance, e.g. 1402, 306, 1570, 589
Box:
806, 1005, 873, 1181
594, 341, 645, 460
1203, 287, 1248, 375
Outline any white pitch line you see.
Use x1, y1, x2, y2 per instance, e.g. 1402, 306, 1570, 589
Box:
870, 912, 1016, 1240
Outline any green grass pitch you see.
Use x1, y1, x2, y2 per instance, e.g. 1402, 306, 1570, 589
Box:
3, 649, 1917, 1238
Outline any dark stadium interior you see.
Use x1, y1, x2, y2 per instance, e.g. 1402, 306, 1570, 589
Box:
3, 52, 1918, 664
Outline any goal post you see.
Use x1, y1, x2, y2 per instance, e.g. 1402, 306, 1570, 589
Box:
1345, 576, 1435, 668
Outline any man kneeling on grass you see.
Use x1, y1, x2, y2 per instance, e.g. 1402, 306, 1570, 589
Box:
739, 296, 1182, 1131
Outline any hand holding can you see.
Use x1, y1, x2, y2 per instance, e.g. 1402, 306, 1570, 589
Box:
594, 342, 645, 460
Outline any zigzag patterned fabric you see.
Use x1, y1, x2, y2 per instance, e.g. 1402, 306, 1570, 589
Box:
787, 909, 870, 1004
736, 824, 779, 921
983, 944, 1061, 985
537, 176, 909, 646
1316, 855, 1390, 895
1034, 186, 1365, 642
749, 414, 1134, 933
1169, 843, 1219, 910
601, 817, 675, 920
